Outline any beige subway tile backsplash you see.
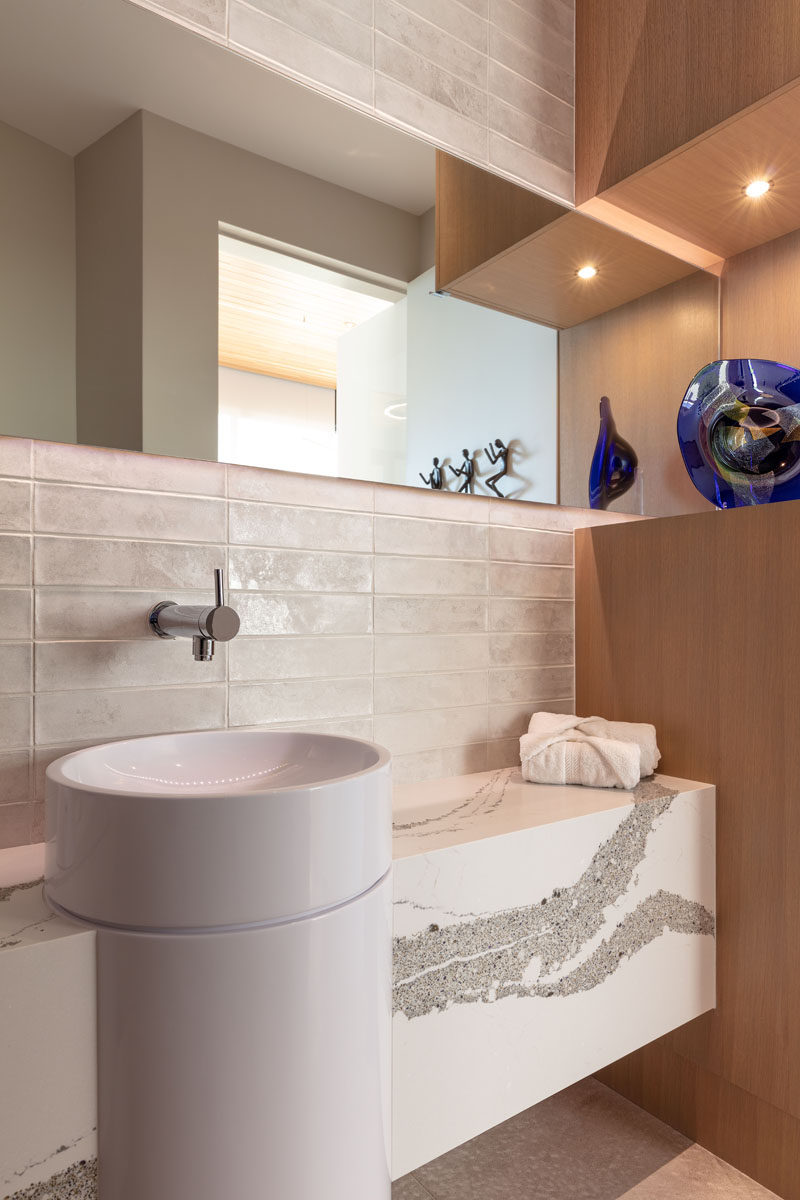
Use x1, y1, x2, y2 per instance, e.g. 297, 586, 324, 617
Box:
228, 546, 372, 593
375, 670, 487, 714
374, 595, 487, 635
0, 536, 32, 585
142, 0, 227, 36
229, 677, 372, 726
0, 751, 31, 806
0, 438, 31, 478
392, 741, 488, 784
488, 631, 573, 666
35, 537, 225, 588
490, 596, 573, 632
374, 34, 488, 125
489, 524, 573, 565
375, 514, 487, 558
489, 561, 573, 597
0, 435, 594, 848
35, 684, 227, 745
0, 695, 32, 751
34, 440, 226, 495
0, 802, 33, 848
0, 481, 32, 532
0, 645, 33, 694
375, 632, 491, 674
374, 555, 488, 595
34, 640, 227, 692
229, 1, 374, 104
236, 592, 372, 636
34, 589, 210, 641
34, 483, 227, 543
230, 501, 372, 552
488, 664, 574, 704
229, 635, 373, 681
374, 0, 486, 88
228, 465, 373, 511
374, 73, 489, 162
244, 0, 373, 64
0, 590, 33, 639
374, 704, 488, 755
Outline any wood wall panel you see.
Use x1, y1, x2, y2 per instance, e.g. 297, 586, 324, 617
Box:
597, 1044, 800, 1200
722, 225, 800, 365
575, 504, 800, 1198
559, 272, 718, 516
435, 152, 567, 293
576, 0, 800, 203
595, 82, 800, 262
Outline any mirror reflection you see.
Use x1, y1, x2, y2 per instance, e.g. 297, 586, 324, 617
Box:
0, 0, 719, 514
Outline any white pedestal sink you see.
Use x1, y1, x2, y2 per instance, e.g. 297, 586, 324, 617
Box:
45, 730, 392, 1200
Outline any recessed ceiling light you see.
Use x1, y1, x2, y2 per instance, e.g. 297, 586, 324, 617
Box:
744, 179, 771, 199
577, 265, 598, 280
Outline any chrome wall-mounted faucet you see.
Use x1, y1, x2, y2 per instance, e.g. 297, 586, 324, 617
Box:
148, 568, 240, 661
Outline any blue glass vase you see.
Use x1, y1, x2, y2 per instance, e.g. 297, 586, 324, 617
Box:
677, 359, 800, 507
588, 396, 638, 510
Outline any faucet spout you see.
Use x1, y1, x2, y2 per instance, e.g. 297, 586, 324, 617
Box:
148, 569, 240, 660
193, 635, 214, 662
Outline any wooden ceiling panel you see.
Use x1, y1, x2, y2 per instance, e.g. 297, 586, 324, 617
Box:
596, 83, 800, 262
218, 251, 392, 388
446, 211, 698, 330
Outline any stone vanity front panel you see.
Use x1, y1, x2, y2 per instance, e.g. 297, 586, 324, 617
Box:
391, 768, 716, 1177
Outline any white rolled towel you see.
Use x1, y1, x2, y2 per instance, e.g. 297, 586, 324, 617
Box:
519, 711, 660, 789
522, 735, 641, 790
577, 716, 660, 776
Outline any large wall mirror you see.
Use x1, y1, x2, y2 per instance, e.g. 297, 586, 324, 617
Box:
0, 0, 720, 515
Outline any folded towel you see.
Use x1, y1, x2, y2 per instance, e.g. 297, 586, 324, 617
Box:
519, 711, 661, 789
522, 735, 641, 790
577, 716, 660, 776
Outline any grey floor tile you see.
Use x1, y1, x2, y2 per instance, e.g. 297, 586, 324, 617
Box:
393, 1175, 435, 1199
412, 1078, 778, 1200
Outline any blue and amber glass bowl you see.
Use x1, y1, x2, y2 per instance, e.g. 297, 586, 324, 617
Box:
678, 358, 800, 507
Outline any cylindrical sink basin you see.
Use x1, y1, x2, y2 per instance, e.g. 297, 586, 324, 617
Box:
44, 729, 393, 1200
46, 729, 391, 929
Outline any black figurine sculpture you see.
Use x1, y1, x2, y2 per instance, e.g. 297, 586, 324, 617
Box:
484, 439, 509, 497
419, 456, 444, 489
449, 448, 475, 493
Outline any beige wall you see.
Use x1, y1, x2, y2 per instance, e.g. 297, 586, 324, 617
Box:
75, 113, 144, 452
0, 121, 75, 443
559, 271, 720, 517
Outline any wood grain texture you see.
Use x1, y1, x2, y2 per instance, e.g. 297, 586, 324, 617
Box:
722, 225, 800, 364
435, 152, 567, 293
576, 0, 800, 203
597, 1044, 800, 1200
559, 271, 719, 516
597, 82, 800, 261
576, 504, 800, 1198
444, 210, 698, 331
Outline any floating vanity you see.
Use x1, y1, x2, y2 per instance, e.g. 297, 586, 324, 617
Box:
391, 767, 716, 1178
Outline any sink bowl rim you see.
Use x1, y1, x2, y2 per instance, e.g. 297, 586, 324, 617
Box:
46, 729, 392, 800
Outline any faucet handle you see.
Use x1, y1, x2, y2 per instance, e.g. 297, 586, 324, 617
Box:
214, 567, 225, 608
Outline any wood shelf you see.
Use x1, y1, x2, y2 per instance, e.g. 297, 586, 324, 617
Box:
436, 151, 701, 331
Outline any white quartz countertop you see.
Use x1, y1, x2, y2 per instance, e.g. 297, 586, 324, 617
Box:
392, 767, 712, 859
